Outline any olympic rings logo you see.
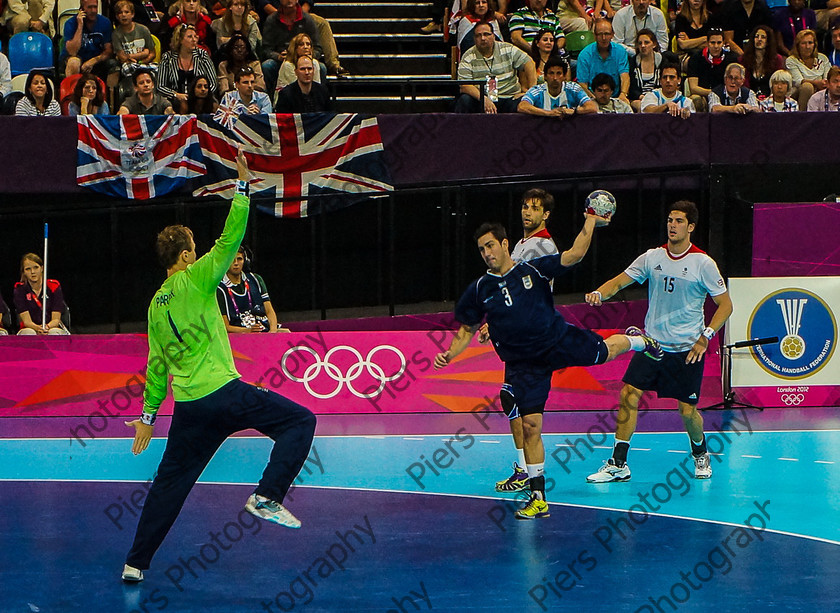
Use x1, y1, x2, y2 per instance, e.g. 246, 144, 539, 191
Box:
281, 345, 407, 400
780, 393, 805, 406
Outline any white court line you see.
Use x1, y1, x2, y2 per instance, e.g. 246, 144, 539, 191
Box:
478, 440, 501, 444
815, 460, 835, 464
779, 457, 799, 462
742, 454, 762, 458
667, 450, 684, 453
364, 435, 386, 439
593, 446, 612, 449
403, 437, 425, 441
633, 448, 651, 451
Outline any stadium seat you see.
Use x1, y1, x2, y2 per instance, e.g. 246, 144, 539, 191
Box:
151, 34, 161, 63
59, 73, 107, 114
1, 92, 25, 115
564, 30, 595, 56
8, 32, 54, 77
11, 73, 28, 93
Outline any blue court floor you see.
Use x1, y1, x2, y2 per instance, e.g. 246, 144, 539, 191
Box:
1, 408, 839, 613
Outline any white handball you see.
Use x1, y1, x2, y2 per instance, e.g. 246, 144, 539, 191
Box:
584, 190, 617, 226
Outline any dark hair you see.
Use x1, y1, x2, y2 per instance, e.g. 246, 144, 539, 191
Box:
186, 75, 216, 113
466, 0, 497, 17
741, 25, 778, 78
156, 225, 194, 269
72, 73, 105, 108
473, 19, 494, 33
24, 70, 54, 107
234, 65, 255, 83
591, 72, 616, 91
670, 200, 699, 227
132, 67, 156, 86
635, 28, 659, 52
521, 188, 555, 214
223, 33, 258, 66
473, 222, 507, 244
529, 28, 558, 65
660, 62, 680, 77
543, 55, 569, 75
707, 27, 724, 39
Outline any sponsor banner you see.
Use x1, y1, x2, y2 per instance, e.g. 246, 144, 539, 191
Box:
728, 277, 840, 407
0, 328, 722, 418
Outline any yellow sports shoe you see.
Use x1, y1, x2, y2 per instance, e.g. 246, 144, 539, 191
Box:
515, 493, 550, 520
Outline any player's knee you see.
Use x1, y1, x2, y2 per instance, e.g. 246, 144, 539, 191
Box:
678, 403, 698, 419
500, 387, 520, 420
619, 385, 642, 408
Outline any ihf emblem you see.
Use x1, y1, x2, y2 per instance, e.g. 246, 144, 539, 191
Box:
747, 289, 837, 379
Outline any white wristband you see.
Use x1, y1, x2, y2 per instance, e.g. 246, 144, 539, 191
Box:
591, 290, 602, 300
702, 326, 715, 340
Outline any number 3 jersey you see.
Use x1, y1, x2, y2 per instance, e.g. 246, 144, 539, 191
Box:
625, 244, 726, 352
455, 255, 571, 362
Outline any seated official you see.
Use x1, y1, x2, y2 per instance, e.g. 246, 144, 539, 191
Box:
118, 68, 175, 114
220, 66, 272, 113
806, 65, 840, 111
518, 56, 597, 116
454, 21, 536, 114
14, 253, 69, 335
759, 69, 799, 111
591, 72, 633, 113
640, 63, 695, 117
274, 55, 331, 113
217, 246, 287, 333
708, 62, 760, 113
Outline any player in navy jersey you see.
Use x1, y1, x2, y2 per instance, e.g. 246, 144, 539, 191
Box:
434, 221, 663, 520
584, 201, 733, 483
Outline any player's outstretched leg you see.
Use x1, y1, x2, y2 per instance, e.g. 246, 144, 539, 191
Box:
233, 382, 317, 527
515, 412, 550, 519
587, 384, 642, 483
496, 385, 529, 492
679, 401, 711, 479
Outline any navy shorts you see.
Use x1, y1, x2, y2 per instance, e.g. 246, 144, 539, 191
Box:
502, 325, 609, 417
622, 350, 705, 405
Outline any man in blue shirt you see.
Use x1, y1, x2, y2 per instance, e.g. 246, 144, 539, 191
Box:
575, 19, 630, 104
434, 220, 662, 521
63, 0, 113, 80
518, 56, 599, 117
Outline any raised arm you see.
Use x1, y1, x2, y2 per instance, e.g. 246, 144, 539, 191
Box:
560, 214, 605, 266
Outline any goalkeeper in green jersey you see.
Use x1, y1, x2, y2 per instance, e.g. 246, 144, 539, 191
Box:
121, 151, 316, 583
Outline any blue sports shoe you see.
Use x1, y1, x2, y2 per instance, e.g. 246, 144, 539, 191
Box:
626, 326, 664, 361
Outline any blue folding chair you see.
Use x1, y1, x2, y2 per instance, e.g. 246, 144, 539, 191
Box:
8, 32, 54, 77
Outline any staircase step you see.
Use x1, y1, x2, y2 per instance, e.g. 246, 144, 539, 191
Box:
334, 32, 446, 54
341, 53, 449, 75
328, 17, 433, 34
317, 3, 434, 18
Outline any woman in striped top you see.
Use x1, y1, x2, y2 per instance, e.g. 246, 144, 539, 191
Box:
15, 71, 61, 116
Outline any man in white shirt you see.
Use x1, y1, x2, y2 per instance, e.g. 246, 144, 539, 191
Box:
806, 65, 840, 111
584, 201, 733, 483
221, 66, 273, 115
612, 0, 669, 57
641, 64, 695, 117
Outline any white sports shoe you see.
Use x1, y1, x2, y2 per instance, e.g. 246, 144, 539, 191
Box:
245, 494, 301, 528
586, 459, 632, 483
121, 564, 144, 582
694, 452, 712, 479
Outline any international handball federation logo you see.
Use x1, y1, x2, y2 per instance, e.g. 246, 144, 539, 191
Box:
747, 289, 837, 380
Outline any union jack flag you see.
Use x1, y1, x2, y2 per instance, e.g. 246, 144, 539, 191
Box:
213, 99, 247, 130
194, 113, 393, 217
77, 115, 205, 200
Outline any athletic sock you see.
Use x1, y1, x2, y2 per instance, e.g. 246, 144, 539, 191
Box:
517, 448, 527, 470
627, 335, 646, 352
526, 464, 545, 499
612, 438, 630, 467
690, 434, 707, 456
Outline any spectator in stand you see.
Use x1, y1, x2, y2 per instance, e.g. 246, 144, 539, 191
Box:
518, 56, 598, 116
274, 55, 331, 112
576, 19, 631, 105
811, 0, 840, 34
708, 61, 761, 111
720, 0, 773, 56
451, 0, 503, 56
612, 0, 669, 58
15, 71, 61, 116
454, 21, 536, 113
276, 32, 321, 93
553, 0, 591, 35
591, 72, 634, 112
111, 0, 156, 89
261, 0, 321, 94
0, 54, 10, 107
806, 63, 840, 109
211, 0, 260, 51
63, 0, 114, 80
14, 253, 68, 335
674, 0, 711, 68
686, 27, 738, 111
629, 29, 677, 112
740, 25, 785, 98
774, 0, 816, 56
829, 22, 840, 67
157, 23, 218, 104
786, 28, 831, 107
509, 0, 566, 55
110, 0, 167, 37
68, 73, 110, 114
119, 66, 175, 113
218, 33, 265, 93
759, 68, 799, 109
168, 0, 213, 51
2, 0, 54, 36
261, 0, 346, 76
180, 74, 218, 112
220, 66, 272, 113
530, 28, 561, 84
217, 246, 287, 334
641, 63, 695, 116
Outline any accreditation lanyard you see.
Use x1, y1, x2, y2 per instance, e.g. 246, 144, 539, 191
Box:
226, 277, 254, 319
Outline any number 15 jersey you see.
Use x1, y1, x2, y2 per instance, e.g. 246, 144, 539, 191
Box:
625, 244, 726, 352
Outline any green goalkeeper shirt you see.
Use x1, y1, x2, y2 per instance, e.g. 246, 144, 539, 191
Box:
142, 193, 250, 418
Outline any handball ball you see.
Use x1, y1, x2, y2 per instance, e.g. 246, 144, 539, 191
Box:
585, 190, 617, 226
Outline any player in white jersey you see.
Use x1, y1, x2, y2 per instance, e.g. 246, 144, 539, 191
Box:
583, 201, 733, 482
487, 188, 558, 494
